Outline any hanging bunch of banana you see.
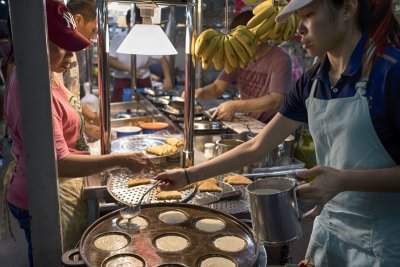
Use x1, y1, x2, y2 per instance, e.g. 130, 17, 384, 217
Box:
193, 26, 259, 74
246, 0, 299, 45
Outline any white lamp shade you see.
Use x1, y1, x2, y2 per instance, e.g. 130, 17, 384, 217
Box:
116, 24, 178, 55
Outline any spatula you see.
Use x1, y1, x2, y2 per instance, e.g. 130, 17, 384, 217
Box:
195, 190, 242, 205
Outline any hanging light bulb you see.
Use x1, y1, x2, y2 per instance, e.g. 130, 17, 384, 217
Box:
116, 3, 177, 55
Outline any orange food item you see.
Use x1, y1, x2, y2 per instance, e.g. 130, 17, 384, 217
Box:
139, 122, 169, 130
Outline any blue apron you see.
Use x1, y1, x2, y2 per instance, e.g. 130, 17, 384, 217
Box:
304, 77, 400, 266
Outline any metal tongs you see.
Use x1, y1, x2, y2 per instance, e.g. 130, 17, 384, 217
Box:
120, 180, 162, 220
209, 107, 219, 121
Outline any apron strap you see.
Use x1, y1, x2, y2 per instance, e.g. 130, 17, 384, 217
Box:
0, 157, 17, 241
310, 78, 319, 97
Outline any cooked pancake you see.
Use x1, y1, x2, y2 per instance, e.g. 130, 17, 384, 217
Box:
223, 175, 252, 185
198, 177, 218, 185
105, 256, 144, 267
93, 234, 129, 251
158, 210, 187, 224
155, 235, 189, 252
166, 137, 184, 148
146, 144, 177, 156
198, 182, 223, 192
200, 257, 236, 267
156, 190, 182, 200
118, 216, 148, 230
195, 218, 226, 233
213, 235, 246, 252
127, 178, 151, 188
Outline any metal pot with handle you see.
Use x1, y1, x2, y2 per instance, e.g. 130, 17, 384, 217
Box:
246, 177, 315, 246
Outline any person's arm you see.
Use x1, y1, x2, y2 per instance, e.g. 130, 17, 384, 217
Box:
195, 79, 230, 99
216, 92, 286, 121
155, 113, 302, 190
158, 57, 172, 92
84, 122, 100, 140
296, 165, 400, 215
82, 103, 99, 125
57, 152, 156, 178
109, 56, 130, 73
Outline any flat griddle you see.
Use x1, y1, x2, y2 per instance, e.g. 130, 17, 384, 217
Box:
78, 203, 259, 267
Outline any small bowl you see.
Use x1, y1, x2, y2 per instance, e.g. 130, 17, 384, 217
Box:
115, 126, 142, 138
139, 122, 169, 134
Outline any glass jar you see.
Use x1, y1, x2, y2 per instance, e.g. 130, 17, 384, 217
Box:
204, 143, 215, 160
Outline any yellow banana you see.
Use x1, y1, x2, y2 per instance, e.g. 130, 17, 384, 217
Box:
201, 57, 212, 71
259, 27, 274, 43
234, 26, 256, 43
228, 35, 250, 65
270, 17, 286, 40
253, 0, 287, 15
294, 14, 300, 32
283, 15, 296, 41
282, 15, 292, 41
254, 11, 277, 38
201, 34, 222, 62
272, 36, 283, 45
212, 37, 225, 71
252, 0, 273, 15
224, 35, 239, 68
224, 51, 234, 74
194, 28, 219, 57
233, 31, 257, 60
246, 5, 276, 29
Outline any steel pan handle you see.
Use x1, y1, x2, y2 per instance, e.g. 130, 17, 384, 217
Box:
61, 248, 85, 266
294, 187, 317, 221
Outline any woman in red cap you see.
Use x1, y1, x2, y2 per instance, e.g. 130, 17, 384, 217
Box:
155, 0, 400, 265
2, 1, 155, 265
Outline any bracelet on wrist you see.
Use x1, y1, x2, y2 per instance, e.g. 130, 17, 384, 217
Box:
184, 169, 191, 184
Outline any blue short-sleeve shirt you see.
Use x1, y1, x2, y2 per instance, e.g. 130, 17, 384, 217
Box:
280, 35, 400, 164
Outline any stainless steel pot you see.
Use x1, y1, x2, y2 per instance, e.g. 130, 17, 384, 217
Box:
246, 177, 315, 246
215, 139, 244, 156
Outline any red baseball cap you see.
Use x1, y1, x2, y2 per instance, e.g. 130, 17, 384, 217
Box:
46, 0, 92, 52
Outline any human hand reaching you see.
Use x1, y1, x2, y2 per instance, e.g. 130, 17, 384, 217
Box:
296, 166, 346, 215
119, 152, 157, 174
163, 76, 172, 92
217, 101, 238, 121
154, 168, 189, 191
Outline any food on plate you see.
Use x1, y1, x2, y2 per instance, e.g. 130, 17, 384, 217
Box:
213, 235, 247, 252
105, 256, 144, 267
158, 210, 188, 224
146, 144, 177, 156
195, 218, 226, 232
179, 182, 197, 191
166, 137, 184, 148
154, 235, 189, 252
156, 190, 182, 200
93, 233, 129, 251
198, 177, 218, 185
127, 178, 151, 188
198, 181, 223, 192
223, 175, 252, 185
200, 256, 236, 267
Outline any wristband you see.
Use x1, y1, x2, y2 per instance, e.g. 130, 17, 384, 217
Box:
184, 169, 190, 184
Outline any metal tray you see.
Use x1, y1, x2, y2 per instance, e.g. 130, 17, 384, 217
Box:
188, 178, 250, 214
111, 135, 180, 158
179, 121, 224, 131
105, 169, 196, 206
78, 203, 259, 267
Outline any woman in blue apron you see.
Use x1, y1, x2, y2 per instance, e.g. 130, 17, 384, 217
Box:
155, 0, 400, 265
